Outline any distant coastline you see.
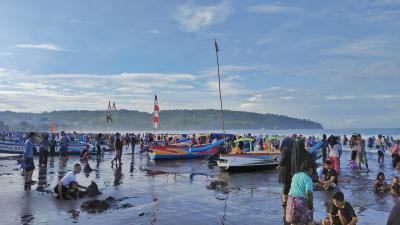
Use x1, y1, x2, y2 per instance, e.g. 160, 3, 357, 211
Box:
0, 109, 323, 131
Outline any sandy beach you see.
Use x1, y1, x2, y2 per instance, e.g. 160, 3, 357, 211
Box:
0, 145, 396, 225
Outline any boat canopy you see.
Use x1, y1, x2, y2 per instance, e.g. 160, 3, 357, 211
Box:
231, 138, 255, 153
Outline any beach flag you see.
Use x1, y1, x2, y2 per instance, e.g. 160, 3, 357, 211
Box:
153, 95, 159, 129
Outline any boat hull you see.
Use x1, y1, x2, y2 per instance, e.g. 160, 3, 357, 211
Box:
217, 153, 280, 171
0, 142, 98, 155
149, 140, 224, 160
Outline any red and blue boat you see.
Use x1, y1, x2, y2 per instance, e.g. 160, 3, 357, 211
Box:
148, 139, 224, 160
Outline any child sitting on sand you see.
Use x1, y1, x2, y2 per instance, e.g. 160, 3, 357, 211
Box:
317, 160, 338, 191
321, 191, 358, 225
374, 172, 390, 193
391, 176, 400, 196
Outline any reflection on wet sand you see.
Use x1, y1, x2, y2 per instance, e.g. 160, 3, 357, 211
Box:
36, 166, 48, 192
20, 191, 33, 225
151, 178, 158, 225
113, 165, 123, 186
1, 147, 398, 225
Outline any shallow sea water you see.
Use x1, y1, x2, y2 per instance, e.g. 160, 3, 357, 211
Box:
0, 145, 397, 225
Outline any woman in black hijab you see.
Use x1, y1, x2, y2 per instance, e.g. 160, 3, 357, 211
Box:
291, 137, 316, 178
279, 135, 295, 207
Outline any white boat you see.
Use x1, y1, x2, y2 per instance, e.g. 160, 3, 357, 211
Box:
0, 140, 102, 155
217, 138, 281, 171
0, 141, 31, 154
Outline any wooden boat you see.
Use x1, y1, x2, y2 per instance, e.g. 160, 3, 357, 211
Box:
148, 139, 224, 160
217, 138, 324, 171
0, 140, 98, 155
217, 138, 281, 171
0, 141, 37, 155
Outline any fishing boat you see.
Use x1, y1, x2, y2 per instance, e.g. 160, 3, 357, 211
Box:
148, 139, 224, 160
0, 140, 98, 155
217, 138, 281, 171
217, 138, 324, 171
0, 141, 37, 155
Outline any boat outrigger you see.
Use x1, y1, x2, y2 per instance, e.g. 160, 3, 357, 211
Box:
217, 138, 281, 171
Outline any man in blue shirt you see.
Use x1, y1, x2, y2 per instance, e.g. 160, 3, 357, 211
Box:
24, 132, 36, 188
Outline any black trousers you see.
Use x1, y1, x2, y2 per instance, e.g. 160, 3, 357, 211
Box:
39, 150, 48, 166
50, 146, 56, 157
96, 144, 101, 156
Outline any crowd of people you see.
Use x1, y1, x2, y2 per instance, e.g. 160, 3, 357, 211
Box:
277, 133, 400, 225
16, 130, 400, 224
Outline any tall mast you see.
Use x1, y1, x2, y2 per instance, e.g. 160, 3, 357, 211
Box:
214, 39, 225, 137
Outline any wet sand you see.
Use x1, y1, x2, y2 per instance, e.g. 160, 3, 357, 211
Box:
0, 146, 396, 225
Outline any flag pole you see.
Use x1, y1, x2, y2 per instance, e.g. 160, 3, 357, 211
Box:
214, 39, 225, 138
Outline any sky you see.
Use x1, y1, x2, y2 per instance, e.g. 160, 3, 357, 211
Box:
0, 0, 399, 128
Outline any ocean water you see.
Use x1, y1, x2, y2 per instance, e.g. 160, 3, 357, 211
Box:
111, 128, 400, 138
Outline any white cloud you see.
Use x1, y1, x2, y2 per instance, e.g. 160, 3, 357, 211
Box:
325, 95, 357, 100
206, 80, 248, 96
174, 1, 233, 32
15, 43, 67, 52
0, 68, 200, 112
238, 102, 257, 109
325, 94, 400, 101
151, 29, 160, 34
344, 118, 356, 124
327, 36, 399, 56
248, 94, 262, 102
246, 4, 303, 14
280, 96, 293, 100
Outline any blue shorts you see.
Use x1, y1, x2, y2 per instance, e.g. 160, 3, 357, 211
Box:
25, 158, 35, 171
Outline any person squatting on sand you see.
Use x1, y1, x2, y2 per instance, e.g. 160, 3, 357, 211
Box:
391, 176, 400, 196
375, 172, 390, 193
317, 160, 337, 191
321, 191, 358, 225
54, 163, 87, 200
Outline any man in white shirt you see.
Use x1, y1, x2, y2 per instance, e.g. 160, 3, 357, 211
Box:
54, 163, 87, 199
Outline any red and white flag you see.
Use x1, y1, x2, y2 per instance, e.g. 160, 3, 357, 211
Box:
153, 95, 159, 129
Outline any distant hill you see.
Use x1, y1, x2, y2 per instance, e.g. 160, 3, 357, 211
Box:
0, 109, 323, 132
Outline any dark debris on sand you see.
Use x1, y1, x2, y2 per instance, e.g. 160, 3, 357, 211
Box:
80, 196, 134, 213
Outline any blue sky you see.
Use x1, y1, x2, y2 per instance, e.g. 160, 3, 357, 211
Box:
0, 0, 399, 128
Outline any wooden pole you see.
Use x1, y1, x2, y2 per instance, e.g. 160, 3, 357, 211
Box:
215, 39, 225, 137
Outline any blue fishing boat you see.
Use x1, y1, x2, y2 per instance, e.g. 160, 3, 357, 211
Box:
148, 139, 225, 160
